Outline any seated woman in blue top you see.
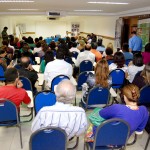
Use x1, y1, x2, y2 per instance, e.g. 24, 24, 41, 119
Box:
99, 84, 149, 136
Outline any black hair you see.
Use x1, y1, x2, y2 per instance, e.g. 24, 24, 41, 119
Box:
106, 47, 113, 55
114, 52, 125, 68
97, 38, 103, 46
91, 42, 97, 49
44, 51, 54, 65
4, 27, 8, 30
49, 41, 56, 49
72, 42, 77, 48
0, 49, 6, 55
131, 31, 136, 34
35, 38, 39, 43
56, 49, 65, 59
145, 43, 150, 53
133, 53, 143, 67
27, 36, 34, 44
122, 43, 129, 52
85, 45, 91, 51
39, 36, 43, 41
71, 37, 76, 42
36, 42, 41, 48
4, 68, 18, 83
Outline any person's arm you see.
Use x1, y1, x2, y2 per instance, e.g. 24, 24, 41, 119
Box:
75, 54, 80, 67
23, 91, 31, 105
68, 64, 73, 78
44, 65, 49, 81
129, 39, 133, 52
40, 60, 45, 73
99, 104, 119, 119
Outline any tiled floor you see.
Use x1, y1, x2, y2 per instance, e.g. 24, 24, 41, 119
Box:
0, 83, 149, 150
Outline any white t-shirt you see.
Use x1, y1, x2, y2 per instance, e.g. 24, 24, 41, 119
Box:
109, 63, 128, 72
69, 47, 80, 54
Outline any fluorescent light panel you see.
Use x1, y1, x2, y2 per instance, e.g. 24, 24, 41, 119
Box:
8, 9, 38, 10
88, 2, 129, 5
0, 0, 34, 2
74, 10, 102, 12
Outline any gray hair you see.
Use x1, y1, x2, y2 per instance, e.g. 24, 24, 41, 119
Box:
55, 79, 76, 104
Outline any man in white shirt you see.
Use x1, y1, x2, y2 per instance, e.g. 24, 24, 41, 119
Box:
69, 42, 80, 54
44, 49, 73, 88
31, 80, 88, 139
75, 44, 95, 67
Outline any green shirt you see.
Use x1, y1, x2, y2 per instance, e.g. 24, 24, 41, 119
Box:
1, 30, 8, 41
40, 60, 46, 73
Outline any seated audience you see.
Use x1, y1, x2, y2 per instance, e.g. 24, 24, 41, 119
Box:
99, 84, 149, 136
44, 49, 73, 88
82, 59, 111, 104
142, 43, 150, 64
0, 49, 7, 70
18, 55, 38, 93
31, 80, 88, 139
69, 42, 80, 54
103, 42, 114, 57
96, 38, 105, 54
127, 53, 145, 83
77, 40, 85, 52
132, 63, 150, 89
90, 42, 102, 62
105, 47, 114, 61
33, 42, 42, 54
49, 41, 57, 56
122, 43, 133, 60
40, 51, 54, 73
109, 51, 127, 72
0, 68, 31, 111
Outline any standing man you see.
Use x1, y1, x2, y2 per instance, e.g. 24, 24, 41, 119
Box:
129, 31, 142, 54
1, 27, 8, 41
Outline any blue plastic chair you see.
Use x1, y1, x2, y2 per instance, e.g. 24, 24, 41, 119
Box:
72, 51, 79, 59
0, 65, 5, 81
139, 85, 150, 107
77, 71, 94, 91
64, 57, 74, 65
29, 127, 67, 150
34, 90, 56, 115
79, 60, 93, 73
51, 75, 69, 92
85, 118, 130, 150
107, 59, 114, 65
125, 59, 132, 66
0, 99, 23, 148
109, 69, 125, 89
82, 86, 110, 110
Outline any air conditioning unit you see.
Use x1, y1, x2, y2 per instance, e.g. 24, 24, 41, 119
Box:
46, 11, 66, 18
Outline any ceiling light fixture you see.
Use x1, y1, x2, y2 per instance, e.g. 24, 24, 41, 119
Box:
0, 0, 34, 2
88, 2, 129, 5
8, 9, 38, 10
74, 10, 103, 12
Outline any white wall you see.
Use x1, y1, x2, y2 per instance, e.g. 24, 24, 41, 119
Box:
0, 15, 118, 47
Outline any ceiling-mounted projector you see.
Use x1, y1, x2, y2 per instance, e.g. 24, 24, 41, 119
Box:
46, 11, 66, 17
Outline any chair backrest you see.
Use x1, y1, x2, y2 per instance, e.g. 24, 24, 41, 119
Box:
29, 127, 67, 150
34, 90, 56, 115
109, 69, 125, 89
125, 59, 132, 66
64, 57, 74, 64
139, 85, 150, 106
79, 60, 93, 73
86, 86, 110, 109
107, 59, 114, 65
77, 71, 94, 91
19, 76, 33, 91
72, 51, 78, 59
0, 65, 5, 81
0, 99, 18, 125
51, 75, 69, 92
93, 118, 130, 150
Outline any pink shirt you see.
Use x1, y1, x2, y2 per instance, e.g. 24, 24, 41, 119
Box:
142, 52, 150, 64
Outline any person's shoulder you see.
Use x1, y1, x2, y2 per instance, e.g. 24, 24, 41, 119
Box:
69, 105, 86, 113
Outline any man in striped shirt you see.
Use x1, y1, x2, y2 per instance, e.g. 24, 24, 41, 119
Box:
31, 80, 88, 139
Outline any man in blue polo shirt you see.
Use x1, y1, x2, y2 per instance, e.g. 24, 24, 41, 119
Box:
129, 31, 142, 54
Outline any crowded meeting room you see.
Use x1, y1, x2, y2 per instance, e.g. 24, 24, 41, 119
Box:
0, 0, 150, 150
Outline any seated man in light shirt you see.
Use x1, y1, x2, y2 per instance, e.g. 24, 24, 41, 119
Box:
44, 49, 73, 88
31, 80, 88, 139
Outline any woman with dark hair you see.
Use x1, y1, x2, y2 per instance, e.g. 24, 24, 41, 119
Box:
105, 47, 113, 60
109, 51, 127, 72
40, 51, 54, 73
128, 53, 145, 83
142, 43, 150, 64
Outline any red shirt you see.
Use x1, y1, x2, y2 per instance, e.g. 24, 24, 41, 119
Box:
90, 49, 102, 62
0, 86, 31, 110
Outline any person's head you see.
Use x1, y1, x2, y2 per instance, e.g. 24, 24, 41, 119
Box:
107, 43, 113, 50
79, 40, 85, 47
145, 43, 150, 53
55, 80, 76, 104
131, 31, 137, 35
42, 44, 49, 52
85, 44, 91, 51
44, 51, 54, 65
122, 43, 129, 52
20, 55, 30, 68
35, 38, 39, 43
4, 68, 19, 85
97, 38, 103, 46
56, 48, 65, 60
113, 52, 125, 68
133, 53, 143, 67
91, 42, 97, 49
105, 47, 113, 56
39, 36, 43, 41
4, 27, 8, 30
0, 49, 7, 57
36, 42, 41, 48
49, 41, 56, 49
141, 63, 150, 84
72, 42, 77, 48
95, 59, 109, 87
122, 84, 140, 104
22, 43, 30, 52
2, 40, 9, 46
27, 36, 34, 44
